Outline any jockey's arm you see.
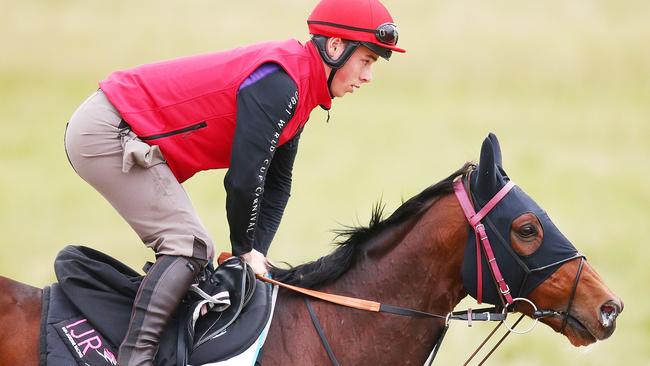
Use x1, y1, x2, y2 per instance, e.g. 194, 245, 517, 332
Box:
252, 131, 300, 256
224, 63, 298, 270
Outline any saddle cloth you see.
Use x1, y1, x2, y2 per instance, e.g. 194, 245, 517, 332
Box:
40, 245, 278, 366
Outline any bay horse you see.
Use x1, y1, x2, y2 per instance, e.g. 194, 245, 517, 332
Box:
0, 134, 622, 365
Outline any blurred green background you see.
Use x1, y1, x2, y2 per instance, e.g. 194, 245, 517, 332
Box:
1, 0, 648, 364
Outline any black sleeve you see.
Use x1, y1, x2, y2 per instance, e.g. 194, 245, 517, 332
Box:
253, 131, 301, 255
224, 66, 298, 256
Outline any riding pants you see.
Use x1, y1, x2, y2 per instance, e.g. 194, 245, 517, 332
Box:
64, 89, 214, 261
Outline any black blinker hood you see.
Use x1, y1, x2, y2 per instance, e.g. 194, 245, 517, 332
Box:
461, 134, 580, 305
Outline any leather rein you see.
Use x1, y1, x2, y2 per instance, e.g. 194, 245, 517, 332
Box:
246, 176, 585, 365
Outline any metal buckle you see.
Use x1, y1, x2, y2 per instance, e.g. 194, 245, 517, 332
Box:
500, 284, 511, 296
482, 311, 492, 321
475, 223, 489, 240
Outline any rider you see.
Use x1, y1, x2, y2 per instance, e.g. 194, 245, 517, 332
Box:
64, 0, 404, 365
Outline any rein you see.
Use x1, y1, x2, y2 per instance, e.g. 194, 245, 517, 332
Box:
257, 274, 509, 365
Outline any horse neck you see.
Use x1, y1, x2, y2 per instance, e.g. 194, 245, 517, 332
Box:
328, 194, 468, 313
312, 194, 469, 363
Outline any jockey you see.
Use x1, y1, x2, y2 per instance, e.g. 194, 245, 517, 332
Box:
63, 0, 404, 365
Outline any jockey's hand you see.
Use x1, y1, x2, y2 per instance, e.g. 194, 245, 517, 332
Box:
240, 249, 268, 275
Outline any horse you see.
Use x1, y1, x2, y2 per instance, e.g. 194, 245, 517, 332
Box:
0, 134, 622, 365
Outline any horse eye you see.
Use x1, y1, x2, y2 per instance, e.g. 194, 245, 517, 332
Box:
519, 224, 537, 237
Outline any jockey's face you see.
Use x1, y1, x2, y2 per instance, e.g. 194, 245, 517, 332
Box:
326, 39, 377, 98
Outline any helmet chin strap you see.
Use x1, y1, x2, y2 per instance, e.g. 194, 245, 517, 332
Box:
326, 69, 337, 98
311, 36, 360, 97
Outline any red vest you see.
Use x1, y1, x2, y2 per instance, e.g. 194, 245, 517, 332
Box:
99, 40, 332, 183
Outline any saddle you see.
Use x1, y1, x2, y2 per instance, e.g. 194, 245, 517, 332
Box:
40, 245, 277, 366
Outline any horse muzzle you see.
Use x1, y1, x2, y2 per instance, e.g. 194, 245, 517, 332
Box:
564, 297, 623, 345
599, 299, 623, 334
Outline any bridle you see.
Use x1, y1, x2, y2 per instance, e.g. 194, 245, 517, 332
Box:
451, 175, 586, 364
454, 175, 586, 308
249, 174, 587, 365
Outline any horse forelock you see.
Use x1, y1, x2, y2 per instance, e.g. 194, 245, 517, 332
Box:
269, 162, 476, 288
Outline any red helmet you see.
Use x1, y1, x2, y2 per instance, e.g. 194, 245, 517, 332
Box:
307, 0, 406, 60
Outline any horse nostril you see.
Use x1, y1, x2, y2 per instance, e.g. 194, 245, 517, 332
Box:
600, 301, 621, 328
601, 304, 616, 314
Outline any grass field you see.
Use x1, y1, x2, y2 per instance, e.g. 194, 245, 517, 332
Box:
1, 0, 649, 364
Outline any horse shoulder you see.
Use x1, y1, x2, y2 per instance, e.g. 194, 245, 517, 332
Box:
0, 276, 42, 366
262, 290, 329, 365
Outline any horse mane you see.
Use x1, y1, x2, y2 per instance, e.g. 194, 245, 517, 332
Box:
269, 162, 475, 288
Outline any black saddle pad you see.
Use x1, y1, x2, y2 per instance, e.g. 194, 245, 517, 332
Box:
42, 245, 273, 365
41, 284, 118, 366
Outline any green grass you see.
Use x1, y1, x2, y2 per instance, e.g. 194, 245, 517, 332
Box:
1, 0, 649, 364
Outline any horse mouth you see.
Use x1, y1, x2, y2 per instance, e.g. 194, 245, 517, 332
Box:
564, 314, 598, 346
564, 304, 620, 346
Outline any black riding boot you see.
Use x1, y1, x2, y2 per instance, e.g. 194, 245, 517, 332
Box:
118, 255, 203, 366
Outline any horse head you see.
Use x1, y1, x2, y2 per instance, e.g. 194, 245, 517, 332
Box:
462, 133, 623, 346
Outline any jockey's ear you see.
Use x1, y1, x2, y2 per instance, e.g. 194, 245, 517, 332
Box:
325, 37, 346, 61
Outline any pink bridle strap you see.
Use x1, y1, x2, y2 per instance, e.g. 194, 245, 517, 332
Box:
453, 179, 516, 305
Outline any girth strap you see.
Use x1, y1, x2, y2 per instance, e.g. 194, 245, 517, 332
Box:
305, 298, 340, 366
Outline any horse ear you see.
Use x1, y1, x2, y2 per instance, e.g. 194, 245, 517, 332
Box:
487, 133, 503, 168
476, 134, 499, 197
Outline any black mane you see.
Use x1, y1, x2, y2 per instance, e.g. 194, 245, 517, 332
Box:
269, 163, 475, 288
